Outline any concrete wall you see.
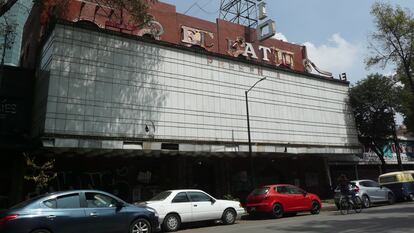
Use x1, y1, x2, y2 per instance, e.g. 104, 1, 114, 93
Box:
37, 24, 358, 149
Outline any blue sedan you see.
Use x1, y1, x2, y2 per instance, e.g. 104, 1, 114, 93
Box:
0, 190, 160, 233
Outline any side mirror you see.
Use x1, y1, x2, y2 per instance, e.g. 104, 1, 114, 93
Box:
303, 191, 308, 196
210, 198, 216, 204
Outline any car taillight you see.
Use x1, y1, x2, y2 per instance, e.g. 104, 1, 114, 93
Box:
0, 214, 18, 225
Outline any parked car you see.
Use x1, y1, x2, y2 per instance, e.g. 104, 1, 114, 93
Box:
0, 190, 160, 233
334, 179, 395, 208
379, 171, 414, 201
245, 184, 321, 218
141, 189, 245, 232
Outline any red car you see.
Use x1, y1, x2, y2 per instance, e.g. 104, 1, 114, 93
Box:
245, 184, 322, 218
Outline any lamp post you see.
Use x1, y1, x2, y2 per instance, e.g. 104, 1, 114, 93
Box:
245, 77, 266, 187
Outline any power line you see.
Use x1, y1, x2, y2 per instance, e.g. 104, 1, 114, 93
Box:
184, 1, 200, 15
184, 0, 218, 15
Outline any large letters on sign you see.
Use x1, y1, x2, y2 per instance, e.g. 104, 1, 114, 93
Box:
227, 37, 295, 69
181, 26, 295, 70
181, 26, 214, 49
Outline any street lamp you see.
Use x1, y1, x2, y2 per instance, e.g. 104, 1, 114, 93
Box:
245, 77, 266, 187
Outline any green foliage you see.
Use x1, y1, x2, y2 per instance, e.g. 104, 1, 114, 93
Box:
396, 65, 414, 132
108, 0, 157, 25
367, 2, 414, 133
349, 74, 401, 168
367, 3, 414, 67
24, 153, 57, 190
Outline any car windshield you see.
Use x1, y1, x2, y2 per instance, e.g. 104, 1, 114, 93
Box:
251, 187, 270, 195
150, 191, 172, 201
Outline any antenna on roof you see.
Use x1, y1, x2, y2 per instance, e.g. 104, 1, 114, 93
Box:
219, 0, 258, 28
219, 0, 275, 41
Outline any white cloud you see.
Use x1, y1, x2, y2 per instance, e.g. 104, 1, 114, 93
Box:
273, 32, 288, 42
303, 33, 360, 78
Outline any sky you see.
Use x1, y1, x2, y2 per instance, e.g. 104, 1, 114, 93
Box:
160, 0, 414, 85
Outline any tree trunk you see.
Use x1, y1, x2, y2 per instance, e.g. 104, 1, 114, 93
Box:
403, 64, 414, 96
371, 143, 387, 174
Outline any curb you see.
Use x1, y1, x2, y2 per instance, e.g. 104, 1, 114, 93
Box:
321, 204, 337, 212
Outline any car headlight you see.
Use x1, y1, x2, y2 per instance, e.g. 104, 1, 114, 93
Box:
145, 207, 159, 217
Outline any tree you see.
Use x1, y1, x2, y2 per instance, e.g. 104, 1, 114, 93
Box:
34, 0, 156, 27
23, 153, 57, 193
367, 2, 414, 132
0, 0, 18, 18
396, 65, 414, 132
349, 74, 401, 172
1, 0, 156, 20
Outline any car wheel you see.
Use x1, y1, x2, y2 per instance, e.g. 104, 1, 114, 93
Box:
388, 193, 395, 205
162, 214, 181, 232
310, 201, 320, 215
222, 208, 236, 225
408, 193, 414, 201
130, 218, 151, 233
272, 203, 284, 219
31, 230, 51, 233
362, 195, 370, 208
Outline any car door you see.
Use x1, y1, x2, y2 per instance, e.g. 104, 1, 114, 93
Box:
83, 192, 127, 233
275, 186, 295, 212
360, 181, 377, 202
41, 193, 87, 233
188, 191, 219, 221
170, 192, 193, 223
286, 186, 309, 211
370, 181, 388, 202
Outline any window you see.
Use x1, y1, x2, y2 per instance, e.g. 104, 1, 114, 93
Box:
359, 181, 369, 187
56, 194, 80, 209
150, 191, 172, 201
368, 181, 380, 188
44, 199, 57, 208
276, 186, 289, 194
251, 187, 270, 195
85, 193, 118, 208
188, 192, 212, 202
379, 176, 397, 184
172, 192, 190, 203
286, 186, 304, 195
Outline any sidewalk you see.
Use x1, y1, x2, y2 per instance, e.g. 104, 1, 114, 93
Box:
321, 202, 337, 212
321, 199, 338, 212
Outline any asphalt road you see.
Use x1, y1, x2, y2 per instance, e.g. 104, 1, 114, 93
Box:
178, 202, 414, 233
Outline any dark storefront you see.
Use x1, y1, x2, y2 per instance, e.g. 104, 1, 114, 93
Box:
0, 66, 34, 208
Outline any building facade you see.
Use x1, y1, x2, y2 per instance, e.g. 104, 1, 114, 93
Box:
15, 1, 363, 204
0, 0, 32, 66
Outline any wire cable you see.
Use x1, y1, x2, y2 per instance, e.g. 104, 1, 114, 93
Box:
184, 0, 219, 15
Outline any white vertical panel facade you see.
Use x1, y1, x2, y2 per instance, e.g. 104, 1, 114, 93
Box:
38, 24, 359, 150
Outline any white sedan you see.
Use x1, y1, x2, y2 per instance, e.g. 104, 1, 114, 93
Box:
141, 189, 245, 232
